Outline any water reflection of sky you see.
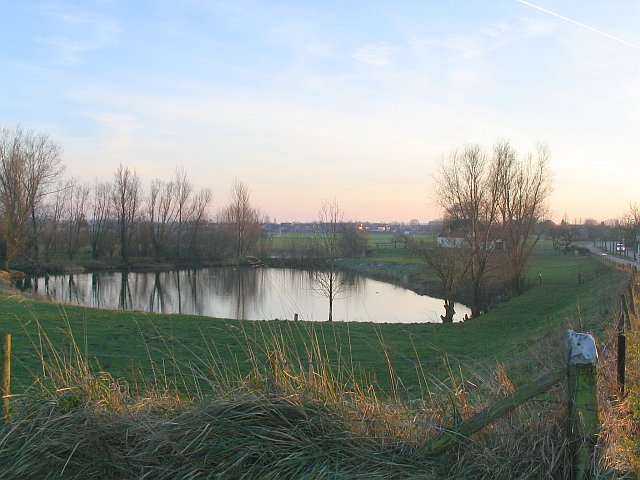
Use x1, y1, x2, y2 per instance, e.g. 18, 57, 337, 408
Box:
20, 268, 471, 323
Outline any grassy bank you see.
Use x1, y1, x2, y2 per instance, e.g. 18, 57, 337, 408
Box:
0, 243, 636, 478
0, 242, 623, 394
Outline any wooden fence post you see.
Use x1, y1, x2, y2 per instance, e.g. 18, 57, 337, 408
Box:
566, 330, 599, 480
2, 333, 10, 421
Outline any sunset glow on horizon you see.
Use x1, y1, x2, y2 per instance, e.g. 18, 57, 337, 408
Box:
1, 1, 639, 223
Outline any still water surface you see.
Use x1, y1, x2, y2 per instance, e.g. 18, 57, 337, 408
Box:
20, 268, 470, 323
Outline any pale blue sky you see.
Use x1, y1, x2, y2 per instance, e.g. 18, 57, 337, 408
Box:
1, 1, 639, 222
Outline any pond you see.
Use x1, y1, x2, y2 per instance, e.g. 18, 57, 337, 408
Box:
18, 268, 471, 323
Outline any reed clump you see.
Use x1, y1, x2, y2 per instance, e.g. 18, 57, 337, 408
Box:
0, 362, 574, 479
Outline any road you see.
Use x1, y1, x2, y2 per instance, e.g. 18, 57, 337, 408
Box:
584, 244, 640, 271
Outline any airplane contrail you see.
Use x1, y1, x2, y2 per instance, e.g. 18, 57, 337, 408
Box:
517, 0, 640, 50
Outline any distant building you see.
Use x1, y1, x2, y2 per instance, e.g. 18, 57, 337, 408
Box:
436, 235, 464, 248
436, 233, 503, 250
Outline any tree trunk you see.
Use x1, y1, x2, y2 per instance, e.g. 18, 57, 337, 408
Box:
440, 300, 455, 323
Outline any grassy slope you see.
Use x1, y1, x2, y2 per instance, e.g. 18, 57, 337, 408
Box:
0, 241, 626, 397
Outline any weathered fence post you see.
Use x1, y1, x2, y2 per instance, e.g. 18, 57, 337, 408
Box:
2, 333, 10, 421
566, 330, 599, 480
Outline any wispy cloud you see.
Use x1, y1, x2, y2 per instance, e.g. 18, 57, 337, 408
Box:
36, 2, 120, 64
517, 0, 640, 50
353, 42, 399, 67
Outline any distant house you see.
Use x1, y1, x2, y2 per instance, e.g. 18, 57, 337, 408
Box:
436, 233, 503, 250
436, 234, 465, 248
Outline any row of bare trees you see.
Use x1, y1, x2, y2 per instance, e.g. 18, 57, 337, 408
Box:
0, 125, 270, 267
52, 168, 267, 263
586, 204, 640, 260
38, 165, 216, 263
416, 140, 552, 321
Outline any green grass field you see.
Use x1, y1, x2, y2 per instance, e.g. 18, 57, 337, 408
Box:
0, 241, 626, 397
0, 240, 637, 478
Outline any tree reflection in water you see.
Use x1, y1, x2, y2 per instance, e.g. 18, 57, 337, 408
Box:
17, 267, 471, 323
118, 272, 132, 311
91, 273, 101, 308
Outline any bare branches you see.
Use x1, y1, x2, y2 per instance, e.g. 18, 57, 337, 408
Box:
147, 169, 211, 260
0, 126, 64, 268
314, 199, 346, 322
435, 144, 499, 316
435, 141, 553, 314
111, 164, 141, 262
493, 141, 552, 294
219, 179, 261, 258
91, 181, 114, 259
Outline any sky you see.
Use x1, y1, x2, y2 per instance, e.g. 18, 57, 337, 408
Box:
1, 1, 639, 223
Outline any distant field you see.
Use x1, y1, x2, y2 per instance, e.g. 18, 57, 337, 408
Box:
265, 231, 431, 251
0, 240, 624, 397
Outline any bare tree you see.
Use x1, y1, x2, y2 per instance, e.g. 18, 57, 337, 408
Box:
26, 134, 65, 260
111, 164, 142, 262
64, 180, 90, 260
187, 187, 211, 258
91, 181, 114, 258
313, 199, 346, 322
414, 238, 471, 323
493, 141, 552, 295
147, 178, 177, 258
174, 168, 193, 260
40, 180, 67, 262
219, 179, 261, 258
556, 214, 580, 254
0, 126, 64, 269
436, 144, 500, 317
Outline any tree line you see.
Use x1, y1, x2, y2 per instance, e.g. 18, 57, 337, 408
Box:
1, 125, 571, 323
549, 206, 640, 261
0, 125, 272, 268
